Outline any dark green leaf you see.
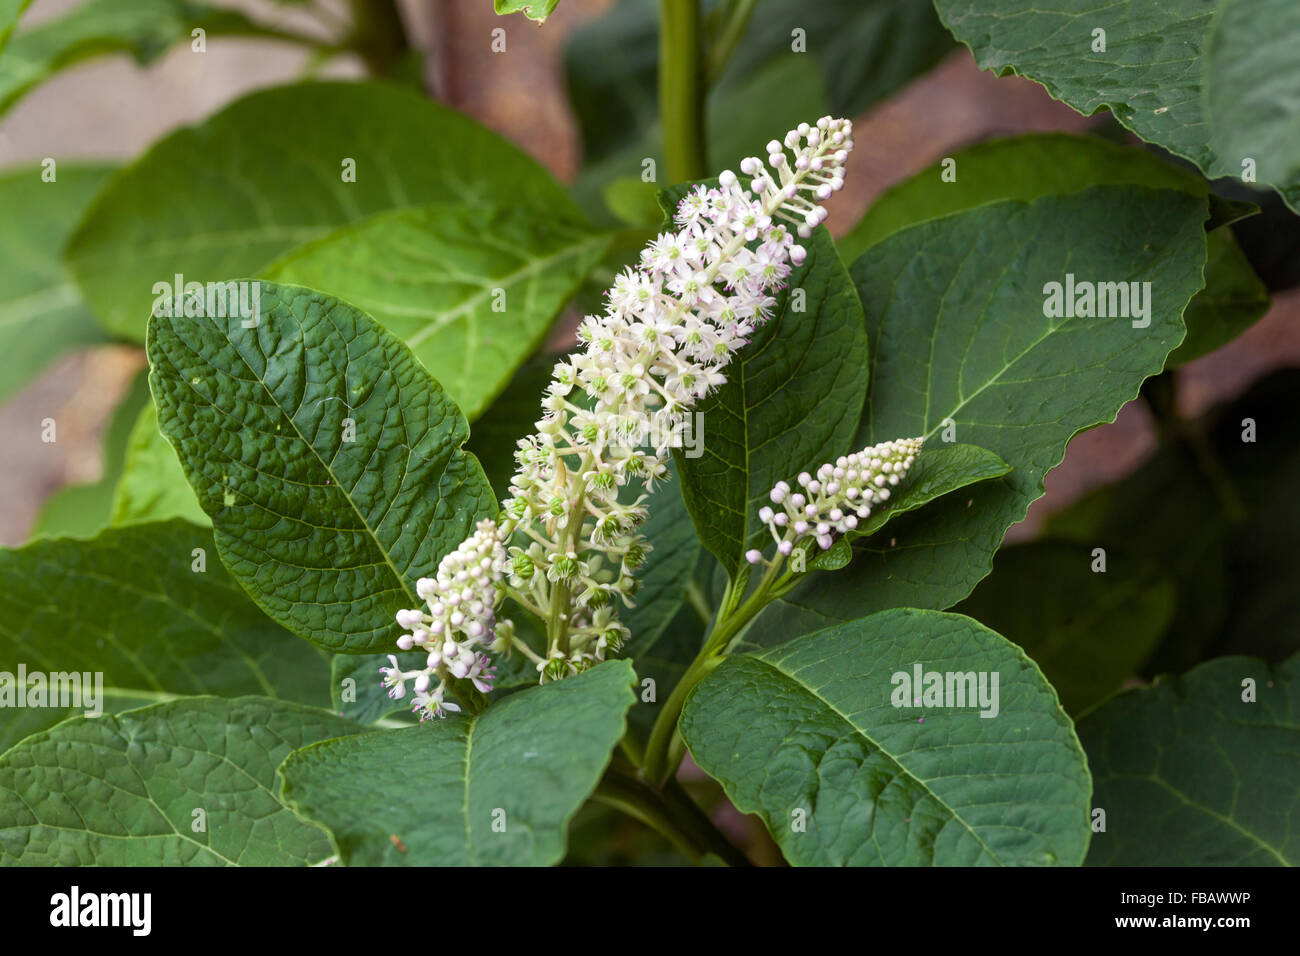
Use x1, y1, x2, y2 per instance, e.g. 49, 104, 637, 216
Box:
934, 0, 1300, 212
279, 659, 636, 865
1078, 653, 1299, 865
148, 281, 496, 653
749, 187, 1208, 642
0, 696, 364, 865
682, 608, 1092, 865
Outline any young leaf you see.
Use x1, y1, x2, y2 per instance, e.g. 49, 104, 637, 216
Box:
934, 0, 1300, 213
494, 0, 561, 21
836, 132, 1269, 367
749, 187, 1208, 641
66, 81, 578, 340
266, 203, 609, 420
0, 0, 32, 55
147, 281, 496, 653
0, 697, 365, 865
0, 520, 331, 714
1078, 652, 1299, 866
110, 402, 209, 528
954, 541, 1176, 715
674, 227, 868, 575
278, 659, 637, 866
681, 608, 1092, 866
0, 164, 113, 404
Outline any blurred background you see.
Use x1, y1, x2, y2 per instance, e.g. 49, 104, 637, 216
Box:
4, 0, 1298, 548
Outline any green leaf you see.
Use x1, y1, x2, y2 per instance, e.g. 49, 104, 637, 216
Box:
681, 608, 1092, 865
110, 402, 208, 527
674, 226, 868, 575
28, 366, 150, 540
147, 281, 497, 653
265, 203, 608, 420
0, 696, 364, 865
493, 0, 560, 21
0, 164, 113, 404
933, 0, 1300, 213
838, 132, 1269, 366
748, 187, 1208, 642
1078, 653, 1299, 866
804, 443, 1011, 572
279, 659, 636, 866
0, 520, 331, 721
954, 541, 1176, 715
0, 0, 287, 117
66, 81, 577, 340
328, 652, 414, 725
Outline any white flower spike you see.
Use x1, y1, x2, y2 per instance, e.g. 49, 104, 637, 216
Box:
387, 116, 856, 715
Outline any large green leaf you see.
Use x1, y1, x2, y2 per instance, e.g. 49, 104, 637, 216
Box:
0, 164, 113, 404
266, 203, 608, 420
147, 281, 496, 653
110, 401, 208, 527
1078, 653, 1299, 866
0, 0, 285, 117
681, 608, 1092, 865
28, 366, 150, 540
933, 0, 1300, 213
674, 227, 868, 575
838, 132, 1269, 366
748, 187, 1208, 642
66, 81, 577, 340
0, 519, 329, 715
0, 697, 363, 865
954, 541, 1176, 715
279, 659, 636, 866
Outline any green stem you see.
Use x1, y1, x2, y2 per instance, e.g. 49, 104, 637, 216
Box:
593, 768, 704, 861
660, 0, 707, 182
662, 777, 751, 866
642, 560, 792, 785
705, 0, 758, 83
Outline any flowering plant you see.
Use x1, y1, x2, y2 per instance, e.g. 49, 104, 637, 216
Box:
0, 0, 1295, 874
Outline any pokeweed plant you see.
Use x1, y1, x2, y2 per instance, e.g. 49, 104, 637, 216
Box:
0, 0, 1296, 868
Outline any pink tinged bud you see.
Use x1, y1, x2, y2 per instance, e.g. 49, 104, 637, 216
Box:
396, 635, 414, 651
429, 620, 445, 635
414, 674, 431, 694
774, 513, 789, 526
817, 534, 833, 550
719, 169, 737, 187
844, 515, 858, 530
450, 611, 465, 627
766, 140, 782, 155
759, 506, 774, 523
396, 609, 423, 629
778, 540, 794, 555
789, 245, 807, 266
816, 523, 829, 535
795, 521, 809, 534
451, 660, 469, 679
805, 504, 818, 518
740, 157, 759, 175
745, 549, 763, 565
797, 472, 811, 487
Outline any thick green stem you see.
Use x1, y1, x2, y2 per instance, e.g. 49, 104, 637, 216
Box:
642, 561, 793, 785
660, 0, 707, 182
